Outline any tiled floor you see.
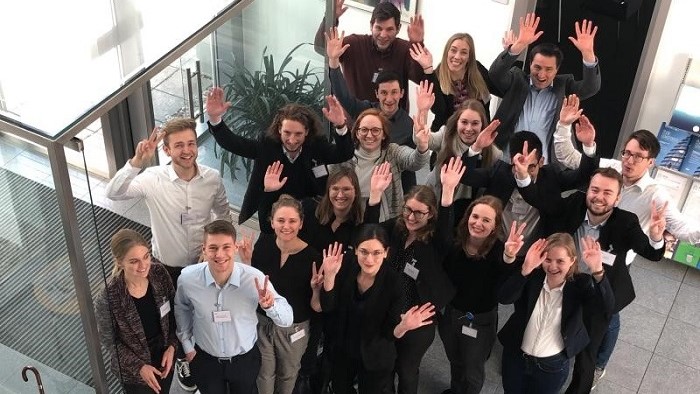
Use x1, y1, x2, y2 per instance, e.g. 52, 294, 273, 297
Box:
1, 132, 699, 393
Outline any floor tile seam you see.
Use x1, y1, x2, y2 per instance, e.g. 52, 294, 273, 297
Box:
635, 268, 688, 392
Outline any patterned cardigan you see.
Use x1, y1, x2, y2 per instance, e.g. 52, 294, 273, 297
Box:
95, 262, 177, 385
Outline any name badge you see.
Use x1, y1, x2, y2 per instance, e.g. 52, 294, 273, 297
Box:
159, 300, 171, 318
181, 212, 196, 225
212, 310, 232, 323
462, 325, 478, 338
290, 329, 306, 343
312, 164, 328, 178
601, 251, 616, 267
403, 262, 419, 280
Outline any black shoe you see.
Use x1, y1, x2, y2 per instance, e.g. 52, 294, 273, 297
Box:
176, 358, 197, 392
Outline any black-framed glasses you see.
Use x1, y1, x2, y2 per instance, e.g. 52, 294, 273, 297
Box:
620, 150, 649, 163
402, 206, 429, 220
357, 127, 383, 137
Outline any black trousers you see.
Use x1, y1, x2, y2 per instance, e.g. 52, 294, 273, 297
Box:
395, 323, 436, 394
438, 306, 498, 394
123, 343, 174, 394
331, 351, 393, 394
565, 306, 612, 394
190, 346, 261, 394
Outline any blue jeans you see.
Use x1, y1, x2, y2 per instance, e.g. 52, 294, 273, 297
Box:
502, 346, 570, 394
596, 312, 620, 368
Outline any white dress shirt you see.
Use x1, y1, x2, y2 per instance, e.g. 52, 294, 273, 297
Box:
174, 262, 293, 357
105, 162, 230, 267
521, 279, 566, 357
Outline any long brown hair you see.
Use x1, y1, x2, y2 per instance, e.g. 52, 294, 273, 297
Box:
435, 100, 496, 169
110, 229, 149, 277
437, 33, 490, 102
545, 233, 579, 281
316, 165, 364, 226
457, 196, 503, 257
395, 186, 438, 243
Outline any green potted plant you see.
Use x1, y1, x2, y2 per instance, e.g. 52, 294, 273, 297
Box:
214, 43, 325, 181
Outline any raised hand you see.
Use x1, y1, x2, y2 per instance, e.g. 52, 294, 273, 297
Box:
649, 200, 668, 242
559, 94, 583, 126
205, 86, 232, 124
511, 13, 543, 54
325, 27, 350, 65
131, 127, 164, 168
522, 238, 547, 276
310, 263, 324, 291
255, 275, 274, 309
139, 364, 162, 393
236, 230, 255, 265
334, 0, 348, 20
413, 113, 430, 153
575, 115, 596, 147
370, 162, 393, 204
580, 236, 603, 273
505, 220, 527, 258
322, 95, 347, 128
321, 242, 344, 278
415, 79, 435, 113
472, 119, 501, 152
440, 157, 466, 195
396, 303, 435, 338
407, 14, 425, 42
409, 43, 433, 71
512, 141, 537, 180
263, 161, 287, 192
502, 29, 515, 50
568, 19, 598, 63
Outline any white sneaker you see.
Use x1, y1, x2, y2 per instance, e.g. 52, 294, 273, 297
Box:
591, 367, 606, 390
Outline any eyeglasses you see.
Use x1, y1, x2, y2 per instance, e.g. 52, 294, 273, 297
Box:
402, 206, 429, 220
357, 249, 385, 258
620, 150, 650, 163
357, 127, 383, 137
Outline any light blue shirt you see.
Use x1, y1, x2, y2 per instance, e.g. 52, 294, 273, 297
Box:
515, 82, 557, 162
575, 212, 606, 274
175, 262, 293, 357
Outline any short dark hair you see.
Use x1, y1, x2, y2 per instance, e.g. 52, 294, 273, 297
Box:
203, 220, 237, 242
370, 1, 401, 27
354, 224, 390, 249
374, 70, 403, 90
509, 131, 543, 160
626, 130, 660, 158
529, 43, 564, 69
591, 167, 623, 193
266, 103, 324, 142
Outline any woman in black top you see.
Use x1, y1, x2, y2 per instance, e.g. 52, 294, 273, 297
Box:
95, 229, 177, 394
252, 195, 322, 394
365, 157, 464, 394
439, 195, 525, 394
498, 234, 614, 394
319, 226, 435, 394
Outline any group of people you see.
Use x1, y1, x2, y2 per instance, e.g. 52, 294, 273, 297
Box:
95, 1, 700, 394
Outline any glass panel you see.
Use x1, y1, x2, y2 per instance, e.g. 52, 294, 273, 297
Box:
197, 0, 327, 210
0, 0, 236, 137
0, 132, 96, 393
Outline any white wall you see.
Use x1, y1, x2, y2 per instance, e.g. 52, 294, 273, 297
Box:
634, 0, 700, 133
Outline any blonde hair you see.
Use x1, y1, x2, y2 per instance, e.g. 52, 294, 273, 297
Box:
161, 117, 196, 146
110, 229, 149, 277
545, 233, 579, 280
437, 33, 490, 102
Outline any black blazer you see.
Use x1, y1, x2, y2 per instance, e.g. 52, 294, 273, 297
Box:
321, 261, 403, 371
498, 269, 614, 359
364, 203, 456, 310
209, 121, 355, 224
517, 187, 665, 312
459, 151, 598, 211
488, 48, 601, 160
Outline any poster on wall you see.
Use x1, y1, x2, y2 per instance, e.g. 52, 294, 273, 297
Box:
653, 167, 689, 210
347, 0, 418, 22
682, 180, 700, 219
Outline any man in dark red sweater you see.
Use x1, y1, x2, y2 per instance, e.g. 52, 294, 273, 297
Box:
314, 0, 427, 110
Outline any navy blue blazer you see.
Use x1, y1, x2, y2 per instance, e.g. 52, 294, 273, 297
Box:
498, 268, 614, 359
